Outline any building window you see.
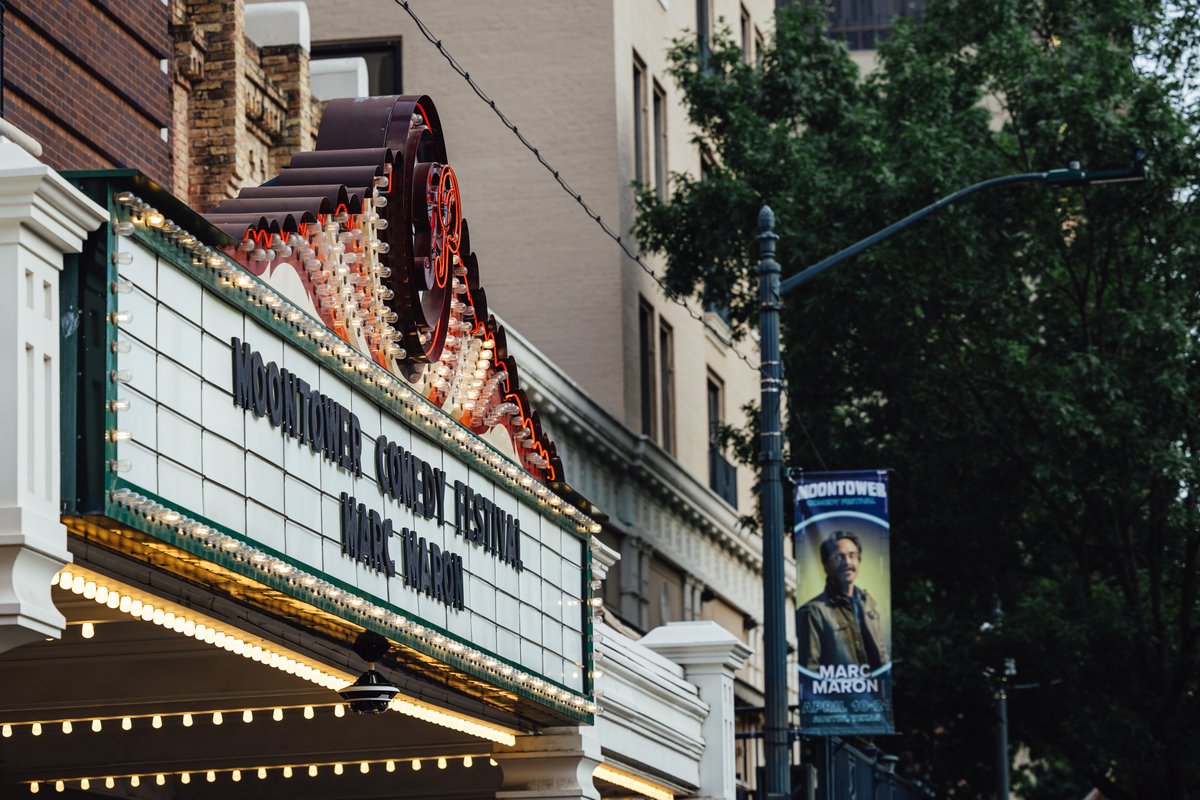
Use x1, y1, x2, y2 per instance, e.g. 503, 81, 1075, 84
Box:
755, 28, 766, 69
659, 321, 675, 455
639, 299, 657, 439
310, 39, 403, 95
652, 82, 667, 200
707, 374, 737, 506
825, 0, 926, 51
696, 0, 711, 66
700, 147, 715, 182
740, 5, 752, 62
633, 55, 647, 185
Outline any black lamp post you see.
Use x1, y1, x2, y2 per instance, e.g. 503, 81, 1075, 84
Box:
756, 152, 1146, 800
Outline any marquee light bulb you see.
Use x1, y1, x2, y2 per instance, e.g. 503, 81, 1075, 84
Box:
55, 781, 64, 792
212, 711, 223, 725
182, 714, 193, 727
1, 725, 10, 737
463, 756, 473, 768
272, 708, 283, 721
258, 768, 267, 779
283, 767, 293, 778
242, 709, 253, 723
232, 770, 242, 782
130, 775, 140, 787
360, 762, 370, 774
412, 759, 422, 771
333, 764, 343, 775
206, 771, 216, 783
308, 765, 318, 777
180, 773, 190, 785
334, 704, 345, 718
151, 716, 162, 729
437, 757, 447, 770
91, 719, 101, 733
61, 721, 72, 734
386, 760, 396, 773
121, 718, 131, 731
79, 779, 89, 790
303, 706, 314, 720
156, 774, 166, 786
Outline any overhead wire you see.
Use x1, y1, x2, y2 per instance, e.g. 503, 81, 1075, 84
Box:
390, 0, 839, 470
391, 0, 760, 372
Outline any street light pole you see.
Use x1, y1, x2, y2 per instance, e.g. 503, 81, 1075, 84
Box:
757, 206, 789, 800
756, 153, 1145, 800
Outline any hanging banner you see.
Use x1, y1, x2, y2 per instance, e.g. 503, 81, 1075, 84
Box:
793, 469, 893, 736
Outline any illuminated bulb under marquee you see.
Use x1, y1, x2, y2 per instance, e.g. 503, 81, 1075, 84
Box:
53, 565, 523, 744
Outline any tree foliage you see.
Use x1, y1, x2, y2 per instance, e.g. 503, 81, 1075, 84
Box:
634, 0, 1200, 796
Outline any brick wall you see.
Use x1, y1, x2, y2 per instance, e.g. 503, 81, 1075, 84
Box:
3, 0, 173, 188
2, 0, 316, 210
177, 0, 314, 212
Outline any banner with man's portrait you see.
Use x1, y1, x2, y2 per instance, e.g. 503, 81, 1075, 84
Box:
793, 469, 894, 736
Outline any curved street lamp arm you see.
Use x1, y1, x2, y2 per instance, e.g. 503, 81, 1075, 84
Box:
778, 152, 1145, 298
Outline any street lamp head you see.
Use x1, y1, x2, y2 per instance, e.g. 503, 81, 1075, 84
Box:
1044, 148, 1147, 186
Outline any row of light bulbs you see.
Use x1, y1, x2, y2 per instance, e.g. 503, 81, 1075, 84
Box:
106, 488, 598, 717
25, 755, 497, 794
2, 702, 354, 738
109, 191, 601, 537
54, 566, 522, 745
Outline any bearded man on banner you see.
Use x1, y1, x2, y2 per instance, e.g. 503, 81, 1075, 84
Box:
799, 531, 890, 670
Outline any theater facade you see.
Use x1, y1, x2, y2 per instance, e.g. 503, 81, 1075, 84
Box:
0, 97, 749, 798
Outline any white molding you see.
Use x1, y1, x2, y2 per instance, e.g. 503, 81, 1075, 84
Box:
641, 621, 752, 800
244, 1, 311, 51
0, 146, 105, 654
595, 623, 705, 791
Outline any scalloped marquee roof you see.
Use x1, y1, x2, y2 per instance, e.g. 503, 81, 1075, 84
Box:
207, 96, 573, 497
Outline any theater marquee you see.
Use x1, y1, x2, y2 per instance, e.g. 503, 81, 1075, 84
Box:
66, 97, 602, 720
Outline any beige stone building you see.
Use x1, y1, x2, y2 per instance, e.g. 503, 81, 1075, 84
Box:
283, 0, 795, 717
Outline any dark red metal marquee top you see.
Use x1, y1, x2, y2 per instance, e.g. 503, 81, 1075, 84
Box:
206, 96, 571, 493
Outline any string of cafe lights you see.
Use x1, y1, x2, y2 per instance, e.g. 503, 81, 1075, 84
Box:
2, 702, 360, 738
23, 754, 497, 794
390, 0, 761, 374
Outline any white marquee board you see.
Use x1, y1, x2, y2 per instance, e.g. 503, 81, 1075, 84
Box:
110, 235, 588, 695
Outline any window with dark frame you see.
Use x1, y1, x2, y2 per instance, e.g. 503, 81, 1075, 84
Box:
740, 5, 752, 62
639, 299, 657, 439
696, 0, 711, 66
652, 81, 667, 201
633, 55, 647, 185
707, 375, 723, 443
659, 321, 675, 455
707, 374, 737, 506
825, 0, 926, 51
755, 28, 765, 69
310, 39, 403, 96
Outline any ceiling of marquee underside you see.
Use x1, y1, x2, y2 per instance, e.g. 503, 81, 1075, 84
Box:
0, 594, 504, 799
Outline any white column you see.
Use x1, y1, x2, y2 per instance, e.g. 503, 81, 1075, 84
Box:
494, 725, 602, 800
641, 620, 753, 800
0, 134, 106, 653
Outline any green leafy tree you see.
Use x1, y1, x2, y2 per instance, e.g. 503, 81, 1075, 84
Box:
634, 1, 1200, 796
